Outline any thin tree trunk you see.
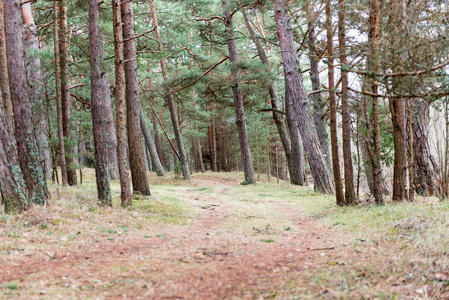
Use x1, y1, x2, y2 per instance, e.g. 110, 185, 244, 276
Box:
274, 0, 334, 194
21, 2, 51, 179
193, 100, 205, 173
53, 1, 68, 186
59, 0, 77, 185
149, 0, 190, 180
390, 96, 407, 201
0, 0, 13, 134
89, 0, 111, 205
122, 0, 150, 195
338, 0, 356, 204
140, 108, 165, 176
367, 0, 384, 205
326, 0, 345, 205
4, 0, 49, 204
222, 0, 256, 184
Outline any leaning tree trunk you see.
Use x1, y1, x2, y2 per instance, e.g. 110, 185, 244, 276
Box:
59, 0, 77, 185
274, 0, 334, 194
407, 98, 441, 197
140, 108, 165, 176
4, 0, 49, 204
89, 0, 111, 205
149, 0, 190, 179
122, 1, 150, 195
242, 9, 305, 185
22, 2, 51, 179
338, 0, 357, 204
0, 1, 13, 134
222, 0, 256, 184
0, 86, 28, 213
308, 19, 330, 168
112, 0, 131, 207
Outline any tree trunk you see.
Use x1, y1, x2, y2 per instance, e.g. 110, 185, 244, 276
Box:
338, 0, 357, 204
193, 100, 205, 173
89, 0, 112, 205
53, 1, 68, 186
21, 2, 51, 179
408, 98, 441, 197
308, 19, 330, 168
0, 89, 28, 213
4, 0, 49, 204
0, 0, 13, 134
326, 0, 345, 205
285, 86, 307, 185
222, 0, 256, 184
390, 96, 407, 201
59, 0, 77, 185
149, 0, 190, 180
367, 0, 384, 205
140, 108, 165, 176
273, 0, 334, 194
242, 10, 305, 185
152, 110, 166, 170
122, 1, 150, 195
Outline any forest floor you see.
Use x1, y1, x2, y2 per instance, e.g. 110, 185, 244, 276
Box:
1, 170, 449, 299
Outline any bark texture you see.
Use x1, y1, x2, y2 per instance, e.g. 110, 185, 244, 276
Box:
112, 0, 131, 207
122, 1, 150, 195
0, 0, 13, 134
408, 98, 441, 197
89, 0, 111, 204
4, 0, 49, 204
222, 0, 256, 184
390, 97, 407, 201
274, 0, 334, 194
0, 91, 28, 213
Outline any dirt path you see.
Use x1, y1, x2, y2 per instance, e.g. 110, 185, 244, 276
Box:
0, 175, 428, 299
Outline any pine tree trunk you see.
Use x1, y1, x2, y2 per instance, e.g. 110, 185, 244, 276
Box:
0, 1, 13, 134
326, 0, 345, 205
53, 2, 68, 186
408, 98, 441, 197
0, 89, 28, 213
193, 100, 205, 173
274, 0, 334, 194
89, 0, 112, 205
308, 20, 330, 168
222, 0, 256, 184
122, 1, 150, 195
338, 0, 357, 204
152, 111, 166, 170
21, 2, 51, 179
102, 74, 119, 180
390, 96, 407, 201
4, 0, 49, 204
368, 0, 384, 205
285, 87, 307, 185
59, 0, 77, 185
149, 0, 190, 180
140, 108, 165, 176
242, 10, 305, 185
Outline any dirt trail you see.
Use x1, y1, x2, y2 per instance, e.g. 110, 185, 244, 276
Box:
1, 175, 424, 299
